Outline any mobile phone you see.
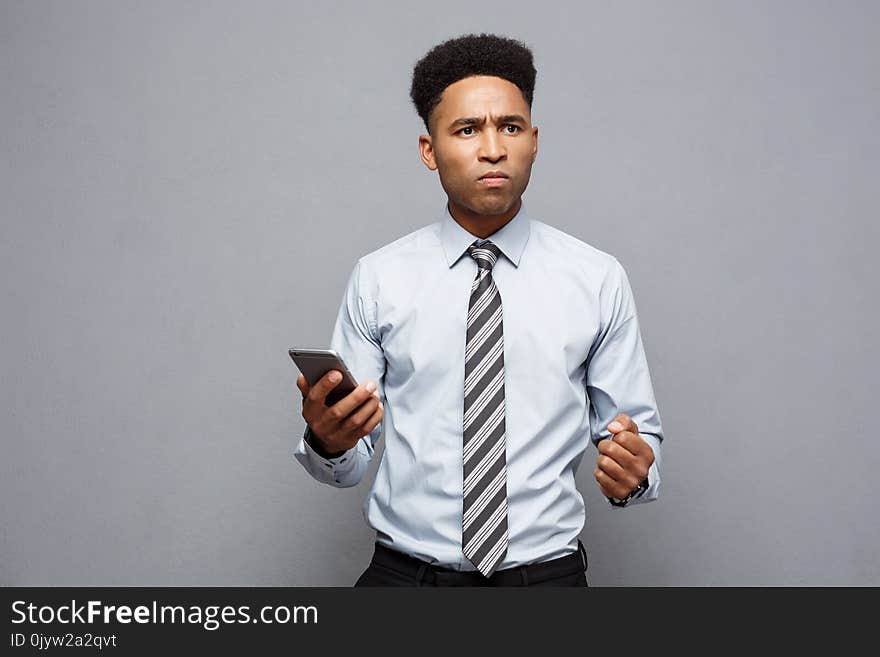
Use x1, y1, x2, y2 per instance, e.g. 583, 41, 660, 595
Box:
289, 348, 359, 406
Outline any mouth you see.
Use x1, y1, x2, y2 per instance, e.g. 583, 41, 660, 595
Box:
477, 171, 510, 187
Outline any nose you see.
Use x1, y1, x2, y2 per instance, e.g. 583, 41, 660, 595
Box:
477, 128, 506, 163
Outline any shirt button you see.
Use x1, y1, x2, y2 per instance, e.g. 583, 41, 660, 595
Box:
340, 457, 347, 462
324, 463, 332, 468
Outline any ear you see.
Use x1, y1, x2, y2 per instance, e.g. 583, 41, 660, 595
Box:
531, 125, 539, 163
418, 133, 437, 171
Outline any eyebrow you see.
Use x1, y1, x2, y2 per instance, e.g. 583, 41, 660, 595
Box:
448, 114, 528, 129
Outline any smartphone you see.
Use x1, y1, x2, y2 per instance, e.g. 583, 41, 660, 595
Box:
289, 348, 359, 406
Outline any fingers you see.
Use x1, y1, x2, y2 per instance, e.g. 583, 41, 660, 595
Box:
298, 369, 383, 455
594, 468, 632, 499
606, 413, 645, 457
362, 404, 383, 436
306, 370, 344, 406
342, 393, 382, 434
597, 437, 640, 472
594, 451, 641, 499
610, 431, 648, 458
607, 412, 639, 437
596, 434, 652, 496
595, 451, 633, 485
325, 380, 380, 420
593, 468, 617, 498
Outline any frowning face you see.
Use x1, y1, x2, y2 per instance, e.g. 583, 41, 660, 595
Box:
419, 75, 538, 229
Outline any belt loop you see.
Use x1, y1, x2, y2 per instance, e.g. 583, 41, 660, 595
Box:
415, 563, 428, 587
520, 565, 529, 587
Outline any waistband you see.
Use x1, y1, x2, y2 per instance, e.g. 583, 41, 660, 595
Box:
370, 540, 588, 586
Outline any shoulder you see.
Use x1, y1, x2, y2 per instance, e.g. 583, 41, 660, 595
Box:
349, 222, 441, 288
528, 218, 621, 277
360, 223, 438, 265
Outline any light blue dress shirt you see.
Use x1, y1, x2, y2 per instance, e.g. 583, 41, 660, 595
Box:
293, 202, 665, 571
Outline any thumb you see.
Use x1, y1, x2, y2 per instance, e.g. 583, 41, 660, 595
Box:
312, 370, 343, 404
607, 413, 629, 435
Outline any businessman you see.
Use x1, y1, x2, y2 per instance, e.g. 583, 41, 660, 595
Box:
294, 33, 665, 586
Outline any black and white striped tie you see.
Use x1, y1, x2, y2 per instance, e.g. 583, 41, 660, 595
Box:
462, 239, 509, 577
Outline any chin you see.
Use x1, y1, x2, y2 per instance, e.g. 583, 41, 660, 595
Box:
478, 198, 514, 215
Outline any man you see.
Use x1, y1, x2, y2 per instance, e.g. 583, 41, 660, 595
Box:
293, 33, 665, 587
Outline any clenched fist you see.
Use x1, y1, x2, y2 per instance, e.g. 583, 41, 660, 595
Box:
593, 413, 654, 500
297, 370, 383, 458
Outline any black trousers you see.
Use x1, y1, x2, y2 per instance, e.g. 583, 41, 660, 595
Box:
354, 540, 589, 587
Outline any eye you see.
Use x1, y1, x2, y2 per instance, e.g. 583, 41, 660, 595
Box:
457, 124, 521, 136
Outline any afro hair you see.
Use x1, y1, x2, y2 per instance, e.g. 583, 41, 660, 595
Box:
410, 33, 537, 135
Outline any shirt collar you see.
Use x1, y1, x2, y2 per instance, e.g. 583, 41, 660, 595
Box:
439, 200, 531, 268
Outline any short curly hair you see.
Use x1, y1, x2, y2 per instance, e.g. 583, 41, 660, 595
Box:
410, 33, 537, 135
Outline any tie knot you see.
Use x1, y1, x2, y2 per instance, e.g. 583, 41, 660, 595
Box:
467, 240, 502, 271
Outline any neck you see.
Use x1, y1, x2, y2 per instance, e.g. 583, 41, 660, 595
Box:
448, 197, 522, 239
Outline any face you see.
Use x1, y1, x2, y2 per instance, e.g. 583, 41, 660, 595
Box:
418, 75, 538, 222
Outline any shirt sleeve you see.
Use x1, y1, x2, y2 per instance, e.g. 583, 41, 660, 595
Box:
293, 259, 386, 488
585, 258, 665, 508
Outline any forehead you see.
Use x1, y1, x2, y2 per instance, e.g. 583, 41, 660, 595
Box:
433, 75, 530, 123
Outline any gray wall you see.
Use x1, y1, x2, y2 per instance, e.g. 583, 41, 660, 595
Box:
2, 0, 877, 586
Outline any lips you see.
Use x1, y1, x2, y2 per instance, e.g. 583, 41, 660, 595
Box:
477, 171, 510, 188
478, 171, 509, 180
478, 172, 509, 188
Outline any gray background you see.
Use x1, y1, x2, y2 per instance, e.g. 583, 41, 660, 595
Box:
2, 0, 877, 586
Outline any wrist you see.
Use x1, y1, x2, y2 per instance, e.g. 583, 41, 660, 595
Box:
306, 428, 346, 459
607, 476, 649, 507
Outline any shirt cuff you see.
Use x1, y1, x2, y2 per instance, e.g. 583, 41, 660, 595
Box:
301, 425, 359, 477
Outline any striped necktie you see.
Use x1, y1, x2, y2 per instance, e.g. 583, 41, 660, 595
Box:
462, 239, 509, 577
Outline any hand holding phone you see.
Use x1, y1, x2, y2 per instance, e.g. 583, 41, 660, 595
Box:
290, 349, 383, 457
290, 349, 360, 406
